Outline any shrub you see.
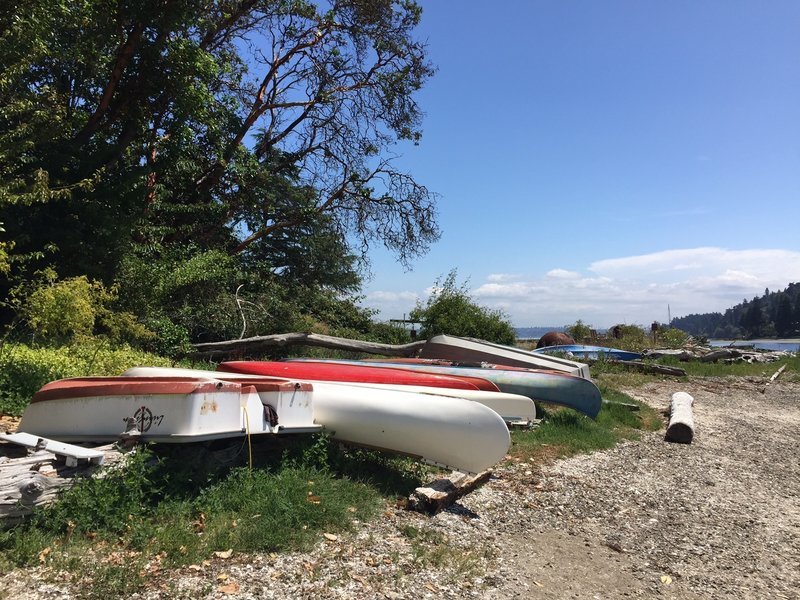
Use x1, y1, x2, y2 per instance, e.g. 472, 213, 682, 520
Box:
565, 319, 593, 341
0, 342, 173, 416
19, 270, 152, 346
410, 269, 516, 345
22, 271, 102, 340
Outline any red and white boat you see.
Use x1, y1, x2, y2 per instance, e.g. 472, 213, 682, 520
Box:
18, 375, 320, 443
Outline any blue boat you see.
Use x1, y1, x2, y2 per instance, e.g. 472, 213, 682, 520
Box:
533, 344, 641, 361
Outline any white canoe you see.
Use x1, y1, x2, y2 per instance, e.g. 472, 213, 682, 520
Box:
419, 334, 592, 380
123, 367, 535, 423
123, 367, 511, 473
19, 376, 320, 443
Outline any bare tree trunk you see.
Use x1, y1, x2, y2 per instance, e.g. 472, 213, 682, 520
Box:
192, 332, 426, 359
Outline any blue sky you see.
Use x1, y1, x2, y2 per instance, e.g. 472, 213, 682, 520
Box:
360, 1, 800, 328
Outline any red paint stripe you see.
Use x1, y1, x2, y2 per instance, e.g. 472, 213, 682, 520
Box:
31, 377, 241, 404
218, 361, 500, 392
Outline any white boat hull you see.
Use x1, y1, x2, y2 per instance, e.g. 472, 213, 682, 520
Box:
123, 367, 512, 473
19, 377, 320, 443
124, 367, 534, 423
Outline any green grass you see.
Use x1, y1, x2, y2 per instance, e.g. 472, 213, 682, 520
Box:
513, 388, 662, 462
0, 434, 433, 594
659, 353, 800, 378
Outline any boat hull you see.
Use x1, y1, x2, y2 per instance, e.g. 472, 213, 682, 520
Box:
19, 376, 319, 442
288, 359, 602, 419
419, 334, 591, 379
218, 361, 501, 392
533, 344, 642, 361
123, 367, 512, 473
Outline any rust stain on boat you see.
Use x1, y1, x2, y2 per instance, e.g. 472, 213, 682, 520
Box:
200, 399, 218, 414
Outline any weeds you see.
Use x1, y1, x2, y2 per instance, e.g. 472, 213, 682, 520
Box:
512, 388, 661, 462
400, 525, 492, 582
0, 433, 431, 591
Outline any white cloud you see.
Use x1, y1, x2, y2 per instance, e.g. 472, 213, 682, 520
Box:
362, 290, 420, 320
546, 268, 581, 280
486, 273, 522, 283
363, 248, 800, 328
478, 248, 800, 327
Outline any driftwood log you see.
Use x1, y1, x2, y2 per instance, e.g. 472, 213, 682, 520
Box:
407, 470, 492, 514
665, 391, 695, 444
193, 332, 426, 359
762, 364, 787, 394
1, 443, 124, 524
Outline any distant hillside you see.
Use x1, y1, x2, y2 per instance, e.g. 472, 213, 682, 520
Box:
671, 282, 800, 339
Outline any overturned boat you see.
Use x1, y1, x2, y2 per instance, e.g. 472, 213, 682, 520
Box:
106, 367, 511, 473
19, 376, 321, 443
419, 334, 592, 379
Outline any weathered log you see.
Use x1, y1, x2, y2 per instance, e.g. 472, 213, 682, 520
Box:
192, 332, 426, 359
606, 360, 687, 377
1, 443, 124, 524
665, 391, 694, 444
407, 470, 492, 514
699, 349, 742, 363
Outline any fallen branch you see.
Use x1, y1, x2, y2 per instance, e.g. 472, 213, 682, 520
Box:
192, 332, 426, 359
606, 360, 687, 377
761, 364, 787, 394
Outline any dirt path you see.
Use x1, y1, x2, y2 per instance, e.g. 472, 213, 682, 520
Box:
3, 378, 799, 599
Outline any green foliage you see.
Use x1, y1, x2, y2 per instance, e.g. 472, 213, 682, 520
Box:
17, 270, 152, 346
1, 0, 438, 337
410, 269, 516, 345
144, 316, 193, 358
606, 323, 650, 352
672, 282, 800, 338
774, 294, 793, 337
565, 319, 593, 341
657, 327, 689, 348
0, 342, 173, 416
22, 271, 106, 340
0, 436, 411, 582
35, 448, 155, 536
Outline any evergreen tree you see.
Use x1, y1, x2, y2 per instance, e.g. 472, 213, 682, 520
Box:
774, 295, 793, 338
740, 297, 764, 338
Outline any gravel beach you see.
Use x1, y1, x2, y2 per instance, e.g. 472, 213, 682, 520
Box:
3, 377, 798, 599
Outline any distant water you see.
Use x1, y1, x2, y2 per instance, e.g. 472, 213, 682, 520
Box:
710, 339, 800, 352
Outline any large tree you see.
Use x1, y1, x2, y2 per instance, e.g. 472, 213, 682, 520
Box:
0, 0, 438, 329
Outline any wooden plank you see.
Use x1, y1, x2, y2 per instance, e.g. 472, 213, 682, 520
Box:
0, 443, 123, 523
407, 470, 493, 514
761, 364, 787, 394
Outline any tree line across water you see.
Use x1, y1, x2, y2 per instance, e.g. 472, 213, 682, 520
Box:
671, 282, 800, 339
